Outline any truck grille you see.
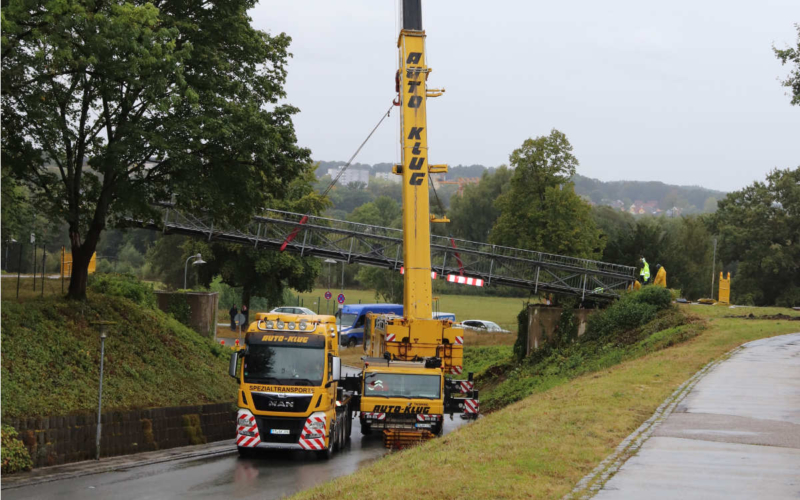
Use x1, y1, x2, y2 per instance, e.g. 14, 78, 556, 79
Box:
251, 393, 313, 413
256, 417, 306, 444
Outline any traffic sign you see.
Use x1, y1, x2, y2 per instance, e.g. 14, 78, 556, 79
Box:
337, 293, 345, 304
325, 291, 332, 300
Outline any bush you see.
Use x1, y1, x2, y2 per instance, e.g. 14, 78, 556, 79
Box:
513, 306, 529, 361
167, 293, 192, 325
1, 425, 32, 474
88, 273, 156, 309
584, 286, 673, 342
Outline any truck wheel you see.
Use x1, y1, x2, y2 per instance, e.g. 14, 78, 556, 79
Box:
433, 422, 444, 437
347, 337, 357, 348
345, 410, 353, 440
360, 423, 371, 436
317, 428, 334, 460
238, 446, 257, 458
333, 421, 341, 452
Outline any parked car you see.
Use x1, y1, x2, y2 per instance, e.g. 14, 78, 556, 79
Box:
460, 319, 509, 333
269, 306, 316, 316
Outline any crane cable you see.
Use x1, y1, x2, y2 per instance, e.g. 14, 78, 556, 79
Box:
280, 104, 395, 251
429, 174, 466, 276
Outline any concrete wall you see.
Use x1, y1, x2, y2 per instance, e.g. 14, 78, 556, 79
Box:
155, 291, 219, 338
526, 305, 597, 356
3, 402, 235, 468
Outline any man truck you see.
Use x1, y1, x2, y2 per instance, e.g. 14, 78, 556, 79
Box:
229, 312, 356, 458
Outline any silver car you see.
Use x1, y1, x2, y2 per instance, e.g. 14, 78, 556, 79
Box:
460, 319, 509, 333
269, 306, 316, 316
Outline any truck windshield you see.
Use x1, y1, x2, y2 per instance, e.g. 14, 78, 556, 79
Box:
336, 311, 359, 327
364, 372, 441, 399
243, 345, 324, 386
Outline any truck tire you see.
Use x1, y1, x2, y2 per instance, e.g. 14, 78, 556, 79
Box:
347, 337, 357, 348
345, 409, 353, 440
360, 422, 371, 436
317, 427, 335, 460
333, 419, 341, 452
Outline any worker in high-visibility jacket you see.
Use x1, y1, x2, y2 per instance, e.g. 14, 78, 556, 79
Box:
639, 257, 651, 284
653, 264, 667, 287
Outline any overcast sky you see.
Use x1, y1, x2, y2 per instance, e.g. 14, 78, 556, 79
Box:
250, 1, 799, 191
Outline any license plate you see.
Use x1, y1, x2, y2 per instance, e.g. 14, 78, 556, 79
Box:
415, 423, 432, 428
270, 429, 290, 435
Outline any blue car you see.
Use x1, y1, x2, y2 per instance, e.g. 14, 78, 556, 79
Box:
336, 304, 456, 347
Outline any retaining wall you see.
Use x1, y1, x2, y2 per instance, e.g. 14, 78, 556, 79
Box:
3, 402, 235, 468
526, 305, 597, 356
155, 291, 219, 337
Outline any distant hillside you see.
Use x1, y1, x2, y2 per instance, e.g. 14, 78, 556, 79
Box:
572, 174, 726, 214
314, 161, 726, 214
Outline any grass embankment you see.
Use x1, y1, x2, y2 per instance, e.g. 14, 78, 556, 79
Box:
1, 292, 237, 419
292, 303, 799, 500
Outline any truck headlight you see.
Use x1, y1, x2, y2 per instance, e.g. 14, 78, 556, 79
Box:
288, 322, 296, 330
299, 320, 308, 330
277, 320, 285, 329
238, 415, 253, 427
308, 420, 325, 431
266, 320, 274, 329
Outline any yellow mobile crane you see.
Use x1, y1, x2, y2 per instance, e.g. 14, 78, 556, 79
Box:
359, 0, 479, 447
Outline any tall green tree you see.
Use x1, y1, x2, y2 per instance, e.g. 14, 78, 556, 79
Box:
774, 23, 800, 106
709, 168, 800, 306
447, 166, 512, 242
490, 131, 604, 259
2, 0, 310, 299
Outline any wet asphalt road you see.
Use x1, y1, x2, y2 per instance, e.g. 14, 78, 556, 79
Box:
4, 366, 468, 500
595, 333, 800, 500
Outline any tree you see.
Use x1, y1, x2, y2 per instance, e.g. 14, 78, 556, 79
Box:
709, 168, 800, 306
447, 166, 513, 242
490, 132, 604, 260
2, 0, 310, 299
348, 196, 401, 228
774, 23, 800, 106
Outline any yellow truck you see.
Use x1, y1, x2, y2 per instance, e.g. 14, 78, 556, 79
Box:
359, 357, 478, 447
228, 312, 356, 458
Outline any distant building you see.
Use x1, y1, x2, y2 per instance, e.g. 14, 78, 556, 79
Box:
629, 200, 660, 216
374, 172, 400, 183
327, 167, 370, 187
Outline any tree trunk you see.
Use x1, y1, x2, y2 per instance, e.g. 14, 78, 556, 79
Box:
242, 285, 252, 312
67, 230, 100, 300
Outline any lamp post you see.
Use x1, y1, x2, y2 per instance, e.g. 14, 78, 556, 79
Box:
92, 321, 116, 460
184, 253, 206, 290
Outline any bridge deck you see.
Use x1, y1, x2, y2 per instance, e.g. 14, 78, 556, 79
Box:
129, 207, 636, 300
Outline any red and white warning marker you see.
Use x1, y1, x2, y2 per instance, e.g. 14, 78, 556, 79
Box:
447, 274, 484, 287
464, 399, 479, 414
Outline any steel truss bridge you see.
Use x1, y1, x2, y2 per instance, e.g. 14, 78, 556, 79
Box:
128, 207, 636, 300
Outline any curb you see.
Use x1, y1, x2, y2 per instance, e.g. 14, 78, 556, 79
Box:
563, 345, 745, 500
1, 440, 237, 491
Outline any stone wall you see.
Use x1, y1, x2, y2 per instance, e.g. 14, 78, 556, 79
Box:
3, 402, 235, 468
155, 291, 219, 337
526, 305, 597, 356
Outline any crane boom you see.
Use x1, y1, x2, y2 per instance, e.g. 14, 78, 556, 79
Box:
397, 0, 446, 321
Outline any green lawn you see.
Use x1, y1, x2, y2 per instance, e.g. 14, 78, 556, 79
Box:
290, 288, 527, 331
292, 305, 800, 500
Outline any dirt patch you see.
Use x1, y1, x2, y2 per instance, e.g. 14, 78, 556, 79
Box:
726, 313, 800, 321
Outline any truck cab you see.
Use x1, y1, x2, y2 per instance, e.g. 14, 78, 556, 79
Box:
229, 312, 355, 458
336, 304, 403, 347
359, 360, 446, 437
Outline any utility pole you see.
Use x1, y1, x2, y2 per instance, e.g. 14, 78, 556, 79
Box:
92, 321, 115, 460
710, 237, 717, 300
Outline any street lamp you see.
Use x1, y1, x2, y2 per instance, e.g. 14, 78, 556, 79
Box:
92, 321, 116, 460
184, 253, 206, 290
